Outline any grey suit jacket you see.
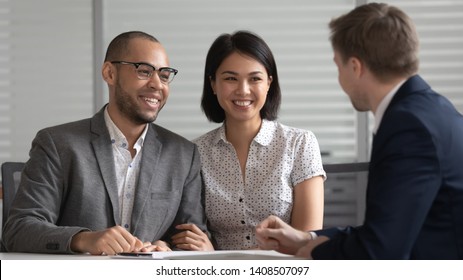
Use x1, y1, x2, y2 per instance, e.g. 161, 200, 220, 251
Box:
2, 107, 207, 253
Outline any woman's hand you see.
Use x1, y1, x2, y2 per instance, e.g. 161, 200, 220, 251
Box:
171, 224, 214, 251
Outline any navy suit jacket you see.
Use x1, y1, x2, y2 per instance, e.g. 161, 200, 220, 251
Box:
313, 75, 463, 259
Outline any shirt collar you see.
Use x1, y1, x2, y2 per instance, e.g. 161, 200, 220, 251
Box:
373, 79, 406, 134
212, 119, 275, 146
253, 119, 275, 146
104, 107, 148, 151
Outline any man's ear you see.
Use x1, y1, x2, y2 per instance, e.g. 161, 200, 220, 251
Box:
350, 57, 364, 78
102, 61, 116, 85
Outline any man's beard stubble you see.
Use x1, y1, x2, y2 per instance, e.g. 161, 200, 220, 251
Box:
114, 81, 163, 125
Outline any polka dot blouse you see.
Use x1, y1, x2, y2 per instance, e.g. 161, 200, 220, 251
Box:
194, 119, 326, 250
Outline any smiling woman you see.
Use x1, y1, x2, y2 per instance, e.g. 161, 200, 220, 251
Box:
212, 52, 272, 125
180, 30, 326, 250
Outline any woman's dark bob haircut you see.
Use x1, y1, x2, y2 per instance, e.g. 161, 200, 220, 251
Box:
201, 30, 281, 123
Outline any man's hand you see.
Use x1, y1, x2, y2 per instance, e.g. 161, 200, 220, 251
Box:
255, 215, 312, 255
139, 240, 172, 252
171, 223, 214, 251
70, 225, 144, 255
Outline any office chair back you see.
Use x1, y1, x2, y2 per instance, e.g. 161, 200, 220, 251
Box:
323, 162, 369, 174
322, 162, 369, 228
1, 162, 25, 229
1, 161, 25, 251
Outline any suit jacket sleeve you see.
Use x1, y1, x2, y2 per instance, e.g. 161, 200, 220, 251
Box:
2, 128, 90, 253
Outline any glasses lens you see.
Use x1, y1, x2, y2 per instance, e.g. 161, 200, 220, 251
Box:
159, 69, 176, 83
136, 64, 154, 80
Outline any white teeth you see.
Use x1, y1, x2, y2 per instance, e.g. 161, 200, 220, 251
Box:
144, 97, 159, 104
234, 100, 252, 106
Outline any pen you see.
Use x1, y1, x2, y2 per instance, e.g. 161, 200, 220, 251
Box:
117, 252, 155, 257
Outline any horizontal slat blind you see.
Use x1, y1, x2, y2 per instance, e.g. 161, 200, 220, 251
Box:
0, 0, 93, 166
0, 0, 11, 162
383, 0, 463, 113
366, 0, 463, 156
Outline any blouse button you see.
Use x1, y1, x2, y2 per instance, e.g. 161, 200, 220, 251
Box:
246, 236, 250, 240
241, 220, 245, 224
239, 198, 243, 202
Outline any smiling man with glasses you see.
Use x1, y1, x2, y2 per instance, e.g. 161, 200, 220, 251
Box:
3, 31, 209, 255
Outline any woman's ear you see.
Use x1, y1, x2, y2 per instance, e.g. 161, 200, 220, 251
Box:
210, 76, 217, 94
267, 75, 273, 89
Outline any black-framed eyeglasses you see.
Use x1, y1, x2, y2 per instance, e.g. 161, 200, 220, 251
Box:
111, 61, 178, 84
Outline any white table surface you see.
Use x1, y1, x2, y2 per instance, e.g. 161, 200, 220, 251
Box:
0, 250, 301, 260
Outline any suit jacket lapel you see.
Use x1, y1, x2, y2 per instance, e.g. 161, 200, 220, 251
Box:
131, 124, 162, 233
90, 107, 120, 225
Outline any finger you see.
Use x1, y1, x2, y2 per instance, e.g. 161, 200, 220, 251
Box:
171, 231, 187, 240
171, 235, 197, 246
173, 228, 208, 243
256, 215, 277, 229
256, 235, 279, 250
255, 228, 279, 250
140, 244, 159, 252
96, 229, 125, 255
141, 244, 171, 252
171, 229, 204, 241
255, 226, 276, 240
153, 245, 171, 252
116, 227, 142, 252
104, 239, 123, 255
175, 236, 210, 251
175, 243, 199, 251
131, 238, 144, 251
140, 241, 172, 252
176, 223, 202, 234
102, 233, 135, 254
259, 239, 279, 250
142, 241, 151, 247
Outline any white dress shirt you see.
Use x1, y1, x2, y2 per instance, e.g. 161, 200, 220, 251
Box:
373, 79, 406, 134
104, 108, 148, 231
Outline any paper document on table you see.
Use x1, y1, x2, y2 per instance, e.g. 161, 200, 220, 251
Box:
165, 250, 302, 260
112, 250, 301, 260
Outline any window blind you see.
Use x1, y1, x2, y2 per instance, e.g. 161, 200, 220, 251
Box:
383, 0, 463, 113
366, 0, 463, 157
0, 0, 93, 165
